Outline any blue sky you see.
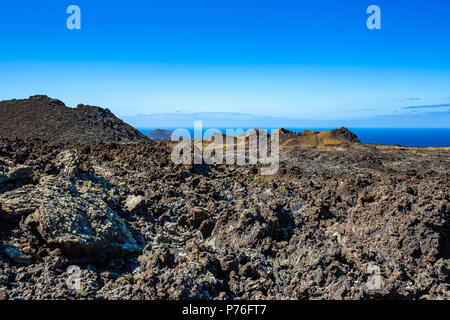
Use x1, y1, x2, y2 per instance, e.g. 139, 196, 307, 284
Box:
1, 0, 450, 126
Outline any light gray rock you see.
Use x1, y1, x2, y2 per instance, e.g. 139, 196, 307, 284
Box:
125, 195, 146, 212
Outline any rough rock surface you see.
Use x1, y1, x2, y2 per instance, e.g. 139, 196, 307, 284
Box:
0, 96, 149, 143
0, 136, 449, 300
329, 127, 360, 143
277, 127, 360, 148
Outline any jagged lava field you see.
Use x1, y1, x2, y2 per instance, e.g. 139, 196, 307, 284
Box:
0, 96, 450, 300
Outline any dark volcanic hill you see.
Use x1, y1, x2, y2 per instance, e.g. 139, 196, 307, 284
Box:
0, 95, 149, 143
329, 126, 360, 143
146, 129, 174, 139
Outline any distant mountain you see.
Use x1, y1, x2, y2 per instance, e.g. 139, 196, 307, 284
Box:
0, 95, 149, 143
146, 129, 175, 139
273, 127, 360, 147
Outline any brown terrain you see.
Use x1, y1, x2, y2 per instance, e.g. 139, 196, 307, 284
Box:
1, 96, 450, 300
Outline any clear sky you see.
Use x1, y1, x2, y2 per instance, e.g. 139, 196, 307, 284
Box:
1, 0, 449, 126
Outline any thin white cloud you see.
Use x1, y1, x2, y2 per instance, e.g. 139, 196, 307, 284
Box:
403, 103, 450, 110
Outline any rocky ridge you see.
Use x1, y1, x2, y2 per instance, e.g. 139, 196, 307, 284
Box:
0, 96, 149, 144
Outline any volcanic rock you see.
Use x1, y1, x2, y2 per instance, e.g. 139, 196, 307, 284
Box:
0, 95, 149, 143
0, 128, 449, 300
125, 195, 147, 212
275, 127, 360, 147
24, 194, 138, 263
2, 245, 33, 265
330, 126, 360, 143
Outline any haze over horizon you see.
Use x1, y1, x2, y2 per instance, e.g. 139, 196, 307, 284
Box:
1, 0, 450, 127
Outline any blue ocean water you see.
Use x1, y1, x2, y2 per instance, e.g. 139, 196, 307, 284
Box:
138, 128, 450, 148
340, 128, 450, 148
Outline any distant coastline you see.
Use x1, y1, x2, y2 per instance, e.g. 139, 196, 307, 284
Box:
138, 127, 450, 148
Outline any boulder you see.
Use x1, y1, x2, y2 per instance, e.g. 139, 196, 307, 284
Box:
7, 165, 33, 182
25, 193, 138, 263
0, 172, 8, 184
125, 195, 146, 212
0, 165, 33, 184
2, 245, 33, 265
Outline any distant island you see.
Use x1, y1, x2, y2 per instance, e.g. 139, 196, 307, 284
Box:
146, 129, 175, 139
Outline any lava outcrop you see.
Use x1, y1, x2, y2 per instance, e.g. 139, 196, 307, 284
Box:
0, 96, 148, 143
